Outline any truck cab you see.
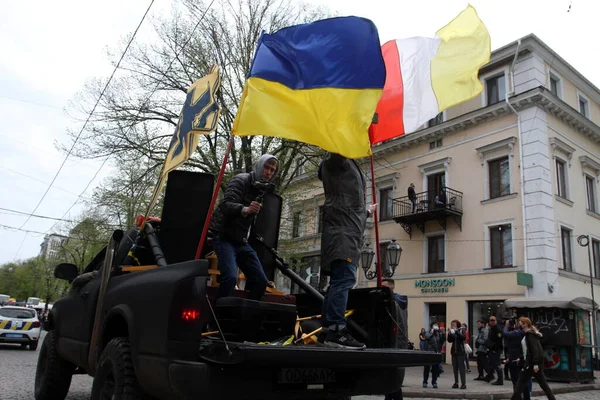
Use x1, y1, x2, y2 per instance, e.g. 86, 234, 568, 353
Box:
34, 170, 441, 400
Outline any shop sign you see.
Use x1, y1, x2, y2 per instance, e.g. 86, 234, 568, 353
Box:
414, 278, 455, 293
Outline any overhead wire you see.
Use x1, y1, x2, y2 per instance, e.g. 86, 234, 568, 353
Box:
44, 0, 218, 235
16, 0, 157, 231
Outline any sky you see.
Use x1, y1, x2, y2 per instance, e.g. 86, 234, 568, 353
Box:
0, 0, 598, 266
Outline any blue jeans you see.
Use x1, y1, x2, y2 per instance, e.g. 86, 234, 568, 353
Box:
322, 260, 357, 330
212, 235, 268, 301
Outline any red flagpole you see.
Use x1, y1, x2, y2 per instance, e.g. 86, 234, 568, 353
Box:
195, 135, 234, 259
369, 152, 383, 287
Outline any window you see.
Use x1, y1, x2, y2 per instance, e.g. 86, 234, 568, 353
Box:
486, 74, 506, 105
550, 76, 559, 96
549, 72, 562, 98
490, 224, 513, 268
379, 187, 393, 220
593, 239, 600, 279
561, 227, 573, 271
578, 94, 589, 118
429, 139, 443, 150
586, 176, 597, 213
488, 157, 510, 198
292, 211, 301, 238
428, 112, 444, 127
427, 235, 445, 273
291, 256, 323, 294
556, 159, 568, 199
317, 206, 324, 233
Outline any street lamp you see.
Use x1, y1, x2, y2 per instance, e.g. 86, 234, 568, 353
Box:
361, 239, 403, 280
577, 234, 598, 370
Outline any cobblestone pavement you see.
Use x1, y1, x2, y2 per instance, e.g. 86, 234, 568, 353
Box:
356, 393, 600, 400
0, 332, 92, 400
1, 333, 597, 400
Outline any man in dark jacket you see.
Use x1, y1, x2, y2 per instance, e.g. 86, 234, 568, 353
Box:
474, 319, 489, 380
423, 322, 445, 388
209, 154, 278, 300
408, 183, 417, 213
503, 319, 531, 400
382, 279, 407, 400
485, 316, 504, 385
318, 152, 376, 349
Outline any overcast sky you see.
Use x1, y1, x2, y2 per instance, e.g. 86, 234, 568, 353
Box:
0, 0, 598, 266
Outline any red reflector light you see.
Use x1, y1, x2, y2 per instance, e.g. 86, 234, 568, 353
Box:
181, 310, 200, 322
392, 325, 398, 335
33, 321, 41, 328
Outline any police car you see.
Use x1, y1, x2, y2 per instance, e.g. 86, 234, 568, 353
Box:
0, 306, 41, 350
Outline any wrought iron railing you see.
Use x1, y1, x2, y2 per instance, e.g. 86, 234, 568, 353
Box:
391, 187, 463, 219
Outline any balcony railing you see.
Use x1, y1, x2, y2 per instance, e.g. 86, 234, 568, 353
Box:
390, 187, 463, 237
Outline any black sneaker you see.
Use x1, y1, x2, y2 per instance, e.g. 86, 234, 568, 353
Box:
323, 328, 366, 350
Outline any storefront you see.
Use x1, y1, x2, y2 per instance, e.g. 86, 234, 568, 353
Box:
392, 270, 526, 361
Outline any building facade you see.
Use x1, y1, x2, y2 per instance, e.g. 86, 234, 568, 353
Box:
280, 34, 600, 358
39, 233, 67, 261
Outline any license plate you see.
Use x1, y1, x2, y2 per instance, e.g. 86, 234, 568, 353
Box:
6, 334, 23, 338
278, 368, 336, 384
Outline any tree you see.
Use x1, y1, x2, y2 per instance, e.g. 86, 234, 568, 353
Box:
62, 0, 333, 195
59, 215, 111, 273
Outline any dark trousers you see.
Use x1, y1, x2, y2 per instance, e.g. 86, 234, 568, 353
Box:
508, 362, 531, 400
476, 351, 488, 377
465, 354, 471, 370
487, 351, 503, 381
322, 260, 357, 330
213, 235, 268, 300
423, 363, 440, 385
452, 354, 466, 385
511, 367, 556, 400
385, 387, 403, 400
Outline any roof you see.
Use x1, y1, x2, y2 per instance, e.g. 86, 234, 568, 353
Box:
504, 296, 599, 311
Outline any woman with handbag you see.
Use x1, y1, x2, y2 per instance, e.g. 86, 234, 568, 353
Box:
510, 317, 556, 400
447, 319, 467, 389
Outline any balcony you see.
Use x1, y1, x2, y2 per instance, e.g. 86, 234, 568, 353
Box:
390, 187, 463, 238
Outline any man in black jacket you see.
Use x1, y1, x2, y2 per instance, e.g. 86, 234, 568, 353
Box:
485, 316, 504, 385
209, 154, 279, 301
503, 319, 531, 400
317, 152, 376, 349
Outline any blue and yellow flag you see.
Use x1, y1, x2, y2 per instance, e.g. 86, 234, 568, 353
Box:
145, 65, 221, 217
232, 17, 386, 159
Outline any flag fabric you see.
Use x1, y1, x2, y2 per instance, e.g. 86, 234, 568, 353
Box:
370, 5, 491, 144
145, 65, 221, 214
232, 17, 386, 159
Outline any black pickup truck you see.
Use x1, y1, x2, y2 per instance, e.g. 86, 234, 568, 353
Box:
34, 171, 440, 400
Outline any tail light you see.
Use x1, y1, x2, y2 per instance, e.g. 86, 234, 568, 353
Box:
33, 321, 41, 328
182, 309, 200, 322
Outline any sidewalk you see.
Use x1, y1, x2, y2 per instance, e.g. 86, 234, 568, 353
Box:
357, 365, 599, 399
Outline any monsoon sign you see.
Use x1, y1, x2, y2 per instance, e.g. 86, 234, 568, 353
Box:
414, 278, 455, 293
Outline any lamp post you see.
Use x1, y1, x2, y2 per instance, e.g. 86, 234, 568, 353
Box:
361, 239, 402, 280
577, 234, 598, 370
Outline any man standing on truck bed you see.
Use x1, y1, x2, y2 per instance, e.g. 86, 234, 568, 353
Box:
318, 152, 376, 349
210, 154, 279, 301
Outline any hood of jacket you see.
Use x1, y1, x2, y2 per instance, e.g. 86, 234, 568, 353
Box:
526, 328, 543, 338
254, 154, 279, 183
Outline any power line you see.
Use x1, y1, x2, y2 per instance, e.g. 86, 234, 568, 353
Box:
0, 94, 64, 110
0, 207, 74, 222
0, 165, 91, 200
44, 0, 218, 234
17, 0, 156, 231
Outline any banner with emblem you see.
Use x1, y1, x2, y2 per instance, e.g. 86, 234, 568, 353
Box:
143, 65, 221, 220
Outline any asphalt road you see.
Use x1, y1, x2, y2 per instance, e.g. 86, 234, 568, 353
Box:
0, 331, 92, 400
1, 331, 597, 400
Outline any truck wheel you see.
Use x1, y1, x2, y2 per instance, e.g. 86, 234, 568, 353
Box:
91, 337, 145, 400
34, 331, 75, 400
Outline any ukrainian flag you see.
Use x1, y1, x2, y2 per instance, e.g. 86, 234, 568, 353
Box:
232, 17, 386, 159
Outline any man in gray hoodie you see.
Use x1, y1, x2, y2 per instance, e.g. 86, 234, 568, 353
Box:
209, 154, 279, 301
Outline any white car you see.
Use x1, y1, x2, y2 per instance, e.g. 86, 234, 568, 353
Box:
0, 306, 41, 350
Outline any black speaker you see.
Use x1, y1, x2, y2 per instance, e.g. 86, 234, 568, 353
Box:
159, 170, 215, 264
248, 192, 282, 282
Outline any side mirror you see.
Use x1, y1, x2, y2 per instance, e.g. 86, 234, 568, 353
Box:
54, 263, 79, 281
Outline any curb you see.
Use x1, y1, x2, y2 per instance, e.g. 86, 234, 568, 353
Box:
402, 384, 600, 399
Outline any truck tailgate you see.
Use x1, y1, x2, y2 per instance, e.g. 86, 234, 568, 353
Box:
199, 340, 442, 367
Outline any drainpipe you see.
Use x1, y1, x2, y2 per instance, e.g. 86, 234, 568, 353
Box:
505, 40, 530, 296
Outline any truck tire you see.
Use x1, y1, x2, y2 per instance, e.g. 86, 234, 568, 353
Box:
91, 337, 146, 400
34, 331, 75, 400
